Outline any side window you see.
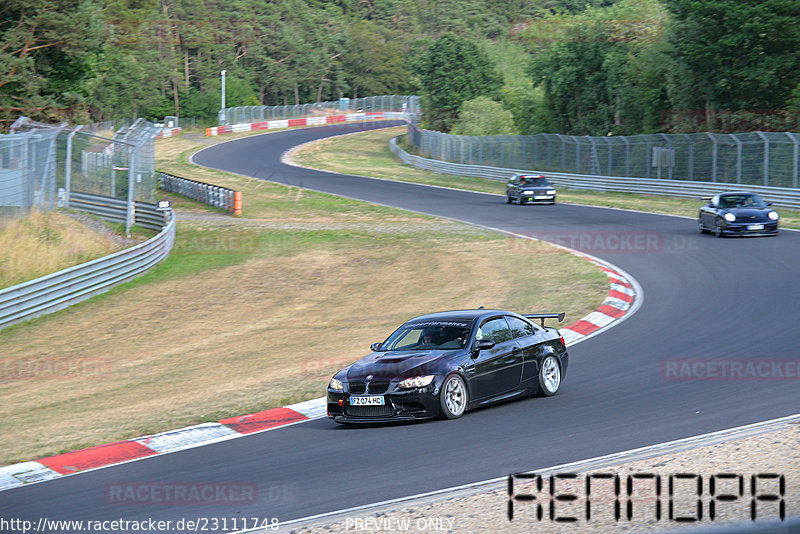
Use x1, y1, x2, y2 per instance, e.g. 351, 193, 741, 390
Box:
476, 318, 513, 344
506, 316, 536, 339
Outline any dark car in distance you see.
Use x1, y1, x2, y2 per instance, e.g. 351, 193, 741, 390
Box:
506, 174, 557, 205
327, 309, 568, 423
698, 192, 779, 237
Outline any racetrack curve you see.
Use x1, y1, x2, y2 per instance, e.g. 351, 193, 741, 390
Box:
3, 121, 799, 530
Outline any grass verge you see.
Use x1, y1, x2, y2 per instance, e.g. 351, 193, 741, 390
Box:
0, 211, 122, 288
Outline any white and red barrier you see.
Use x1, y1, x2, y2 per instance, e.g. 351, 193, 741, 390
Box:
206, 112, 405, 137
156, 127, 181, 139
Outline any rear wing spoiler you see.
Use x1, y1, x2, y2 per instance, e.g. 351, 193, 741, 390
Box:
524, 312, 566, 327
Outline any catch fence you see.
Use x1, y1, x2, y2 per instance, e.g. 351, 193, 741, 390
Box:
407, 124, 800, 189
1, 117, 162, 234
220, 95, 420, 126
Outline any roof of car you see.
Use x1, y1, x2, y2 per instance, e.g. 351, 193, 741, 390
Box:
406, 309, 513, 323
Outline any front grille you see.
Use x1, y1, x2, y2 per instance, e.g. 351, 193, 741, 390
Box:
349, 381, 366, 394
346, 404, 394, 417
368, 381, 390, 394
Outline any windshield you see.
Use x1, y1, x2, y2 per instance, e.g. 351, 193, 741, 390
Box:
380, 321, 473, 351
719, 194, 768, 209
520, 176, 549, 187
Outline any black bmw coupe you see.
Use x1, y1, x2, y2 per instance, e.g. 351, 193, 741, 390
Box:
327, 309, 568, 423
698, 191, 779, 237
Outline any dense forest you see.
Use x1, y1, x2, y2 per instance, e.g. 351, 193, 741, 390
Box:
2, 0, 799, 134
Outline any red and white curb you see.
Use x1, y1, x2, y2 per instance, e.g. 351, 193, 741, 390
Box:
559, 253, 639, 346
205, 112, 405, 136
0, 399, 326, 492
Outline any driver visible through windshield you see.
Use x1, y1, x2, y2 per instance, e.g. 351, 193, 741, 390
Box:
379, 321, 473, 351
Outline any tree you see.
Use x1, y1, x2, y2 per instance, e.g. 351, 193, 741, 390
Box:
340, 20, 412, 99
450, 96, 517, 136
662, 0, 800, 126
412, 33, 502, 131
0, 0, 105, 127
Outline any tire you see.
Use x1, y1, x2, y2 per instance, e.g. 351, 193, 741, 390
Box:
506, 195, 512, 204
714, 223, 725, 238
536, 355, 561, 397
439, 374, 468, 419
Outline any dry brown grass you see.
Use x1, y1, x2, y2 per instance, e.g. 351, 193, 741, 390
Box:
0, 211, 120, 288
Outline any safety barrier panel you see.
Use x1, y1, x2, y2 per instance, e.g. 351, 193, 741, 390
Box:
390, 136, 800, 210
157, 172, 241, 215
0, 201, 175, 331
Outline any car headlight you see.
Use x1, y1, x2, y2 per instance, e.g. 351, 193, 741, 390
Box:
329, 378, 343, 391
547, 190, 556, 195
768, 211, 779, 220
724, 212, 736, 222
398, 375, 435, 389
522, 190, 534, 195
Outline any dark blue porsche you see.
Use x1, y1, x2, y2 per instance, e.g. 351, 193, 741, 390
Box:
327, 309, 568, 423
698, 192, 780, 237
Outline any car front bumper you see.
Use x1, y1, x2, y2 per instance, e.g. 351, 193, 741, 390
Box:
327, 383, 441, 423
720, 221, 779, 236
520, 194, 556, 204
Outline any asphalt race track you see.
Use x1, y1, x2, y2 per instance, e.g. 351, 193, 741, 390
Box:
3, 121, 799, 530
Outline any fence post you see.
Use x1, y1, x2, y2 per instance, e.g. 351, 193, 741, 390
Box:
732, 135, 743, 184
64, 125, 83, 208
621, 136, 630, 177
705, 133, 717, 182
787, 132, 799, 189
756, 131, 769, 186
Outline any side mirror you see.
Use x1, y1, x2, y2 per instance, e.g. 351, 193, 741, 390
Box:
370, 342, 383, 352
471, 339, 495, 357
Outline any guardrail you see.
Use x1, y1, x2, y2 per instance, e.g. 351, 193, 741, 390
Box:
157, 172, 241, 215
69, 192, 169, 231
0, 200, 175, 332
390, 137, 800, 210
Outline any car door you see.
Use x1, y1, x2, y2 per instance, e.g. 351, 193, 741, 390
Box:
506, 176, 519, 200
506, 316, 549, 387
465, 317, 523, 401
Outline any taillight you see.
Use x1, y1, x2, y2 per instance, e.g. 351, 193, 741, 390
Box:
559, 336, 565, 347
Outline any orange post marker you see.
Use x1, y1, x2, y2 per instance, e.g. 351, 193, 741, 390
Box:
233, 191, 242, 216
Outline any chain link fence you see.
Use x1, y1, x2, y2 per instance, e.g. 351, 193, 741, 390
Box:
220, 95, 421, 126
0, 124, 65, 223
1, 117, 161, 232
407, 124, 800, 189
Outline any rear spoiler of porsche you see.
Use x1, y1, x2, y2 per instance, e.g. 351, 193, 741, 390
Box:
524, 312, 566, 327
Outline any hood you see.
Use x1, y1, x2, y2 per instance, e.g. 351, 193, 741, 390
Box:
726, 208, 772, 221
346, 351, 447, 380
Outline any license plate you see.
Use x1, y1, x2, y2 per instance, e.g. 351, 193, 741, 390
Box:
748, 224, 764, 230
533, 195, 551, 199
350, 396, 384, 406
